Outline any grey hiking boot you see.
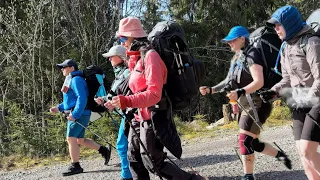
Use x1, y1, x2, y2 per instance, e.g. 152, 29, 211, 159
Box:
99, 145, 111, 165
62, 162, 83, 176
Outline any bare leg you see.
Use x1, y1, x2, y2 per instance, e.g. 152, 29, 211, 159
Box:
261, 143, 278, 156
239, 129, 257, 174
77, 138, 100, 150
242, 154, 255, 174
67, 137, 80, 162
296, 140, 320, 180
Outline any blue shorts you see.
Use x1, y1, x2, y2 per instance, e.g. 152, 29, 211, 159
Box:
66, 115, 90, 138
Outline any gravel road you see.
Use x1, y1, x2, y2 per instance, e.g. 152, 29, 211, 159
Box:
0, 125, 309, 180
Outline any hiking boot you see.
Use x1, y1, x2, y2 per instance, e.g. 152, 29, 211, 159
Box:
121, 178, 133, 180
276, 151, 292, 169
62, 162, 83, 176
99, 145, 111, 165
241, 174, 255, 180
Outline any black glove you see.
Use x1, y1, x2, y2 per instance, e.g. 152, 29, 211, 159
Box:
222, 84, 232, 93
259, 90, 278, 103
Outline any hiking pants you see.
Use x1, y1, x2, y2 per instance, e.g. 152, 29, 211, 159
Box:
116, 117, 132, 179
127, 110, 202, 180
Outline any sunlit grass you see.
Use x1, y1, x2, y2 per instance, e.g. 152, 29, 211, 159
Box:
1, 102, 292, 171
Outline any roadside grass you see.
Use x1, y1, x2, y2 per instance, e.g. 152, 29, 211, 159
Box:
0, 101, 292, 171
175, 100, 292, 139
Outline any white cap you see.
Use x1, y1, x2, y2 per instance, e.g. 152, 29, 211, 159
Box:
102, 45, 127, 59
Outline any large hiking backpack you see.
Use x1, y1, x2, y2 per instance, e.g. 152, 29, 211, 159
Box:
307, 9, 320, 35
73, 65, 107, 113
245, 26, 283, 89
148, 21, 205, 111
298, 9, 320, 55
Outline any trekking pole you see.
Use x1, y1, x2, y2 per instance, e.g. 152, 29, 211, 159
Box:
112, 109, 164, 180
105, 110, 120, 129
63, 111, 116, 149
222, 87, 263, 130
113, 108, 199, 174
235, 99, 263, 130
233, 147, 243, 165
94, 97, 120, 128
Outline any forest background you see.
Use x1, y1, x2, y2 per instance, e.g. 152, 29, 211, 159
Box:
0, 0, 318, 160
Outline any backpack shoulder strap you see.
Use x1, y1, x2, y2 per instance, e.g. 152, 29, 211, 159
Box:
140, 49, 156, 72
299, 34, 310, 55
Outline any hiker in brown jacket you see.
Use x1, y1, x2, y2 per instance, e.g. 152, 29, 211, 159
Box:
262, 5, 320, 179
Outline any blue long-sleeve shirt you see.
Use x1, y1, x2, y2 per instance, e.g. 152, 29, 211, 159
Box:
58, 70, 91, 119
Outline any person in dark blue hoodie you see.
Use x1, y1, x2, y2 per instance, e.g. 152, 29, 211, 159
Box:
50, 59, 111, 176
263, 5, 320, 180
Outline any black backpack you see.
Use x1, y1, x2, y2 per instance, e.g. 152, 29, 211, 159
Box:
148, 21, 205, 111
245, 26, 283, 89
299, 9, 320, 55
307, 9, 320, 36
73, 65, 107, 113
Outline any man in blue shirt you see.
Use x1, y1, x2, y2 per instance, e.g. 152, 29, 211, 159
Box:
50, 59, 111, 176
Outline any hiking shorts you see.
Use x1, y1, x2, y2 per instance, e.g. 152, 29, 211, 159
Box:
66, 115, 90, 138
238, 94, 272, 135
292, 104, 320, 142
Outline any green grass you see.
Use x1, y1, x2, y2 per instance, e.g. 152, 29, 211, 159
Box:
0, 102, 292, 171
175, 101, 292, 139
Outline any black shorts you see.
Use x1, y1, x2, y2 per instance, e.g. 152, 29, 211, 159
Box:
238, 94, 272, 135
292, 104, 320, 142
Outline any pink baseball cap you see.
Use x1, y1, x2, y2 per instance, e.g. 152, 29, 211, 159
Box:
116, 17, 147, 38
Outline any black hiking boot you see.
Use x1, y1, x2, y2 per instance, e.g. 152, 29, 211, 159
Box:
241, 174, 255, 180
62, 162, 83, 176
99, 145, 111, 165
276, 150, 292, 169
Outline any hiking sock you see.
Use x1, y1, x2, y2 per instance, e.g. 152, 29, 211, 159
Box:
276, 150, 284, 158
98, 146, 105, 154
276, 150, 292, 169
98, 145, 111, 165
242, 174, 254, 180
71, 162, 81, 168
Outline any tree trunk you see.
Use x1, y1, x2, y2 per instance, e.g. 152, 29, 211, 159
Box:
222, 103, 233, 124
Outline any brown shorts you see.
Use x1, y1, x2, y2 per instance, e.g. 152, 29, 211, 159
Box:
238, 94, 272, 134
292, 104, 320, 142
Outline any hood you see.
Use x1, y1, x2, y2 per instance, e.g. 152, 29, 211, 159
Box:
287, 25, 314, 44
270, 5, 305, 41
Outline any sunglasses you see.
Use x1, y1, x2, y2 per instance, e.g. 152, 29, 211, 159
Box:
119, 36, 128, 43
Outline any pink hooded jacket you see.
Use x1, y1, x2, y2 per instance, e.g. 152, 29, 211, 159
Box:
126, 50, 167, 121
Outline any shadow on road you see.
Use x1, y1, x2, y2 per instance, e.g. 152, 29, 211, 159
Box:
171, 154, 239, 168
83, 168, 120, 174
207, 170, 306, 180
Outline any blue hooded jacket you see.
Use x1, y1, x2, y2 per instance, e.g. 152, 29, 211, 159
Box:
270, 5, 305, 41
58, 70, 91, 119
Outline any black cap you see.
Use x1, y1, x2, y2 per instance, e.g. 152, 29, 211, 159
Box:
56, 59, 78, 70
267, 18, 279, 25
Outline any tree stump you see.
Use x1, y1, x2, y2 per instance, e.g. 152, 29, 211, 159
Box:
222, 103, 233, 124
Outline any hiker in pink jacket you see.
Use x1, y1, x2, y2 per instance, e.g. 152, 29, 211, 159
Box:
111, 17, 207, 180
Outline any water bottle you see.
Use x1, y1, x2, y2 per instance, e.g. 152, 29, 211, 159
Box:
230, 100, 239, 114
61, 75, 72, 93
